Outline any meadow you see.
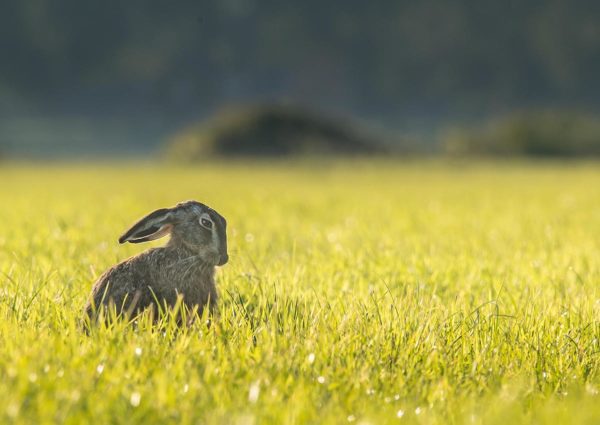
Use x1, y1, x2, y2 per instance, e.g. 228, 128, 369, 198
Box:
0, 161, 599, 424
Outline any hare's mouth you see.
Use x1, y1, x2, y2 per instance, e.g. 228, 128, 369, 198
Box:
199, 249, 224, 266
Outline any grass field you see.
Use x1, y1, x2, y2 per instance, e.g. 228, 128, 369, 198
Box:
1, 161, 600, 424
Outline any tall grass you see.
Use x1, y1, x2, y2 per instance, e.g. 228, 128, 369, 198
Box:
1, 161, 599, 424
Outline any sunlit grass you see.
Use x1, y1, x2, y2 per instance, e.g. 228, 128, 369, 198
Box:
1, 160, 599, 424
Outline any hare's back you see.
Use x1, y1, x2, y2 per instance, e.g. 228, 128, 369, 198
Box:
86, 252, 157, 316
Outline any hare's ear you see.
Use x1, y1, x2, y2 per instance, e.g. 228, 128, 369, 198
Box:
118, 208, 175, 244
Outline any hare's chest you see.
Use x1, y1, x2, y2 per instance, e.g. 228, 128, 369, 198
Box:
155, 264, 214, 304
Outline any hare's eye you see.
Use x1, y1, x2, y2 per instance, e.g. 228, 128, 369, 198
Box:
201, 218, 213, 229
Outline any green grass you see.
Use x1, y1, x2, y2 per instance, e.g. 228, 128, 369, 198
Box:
1, 160, 600, 424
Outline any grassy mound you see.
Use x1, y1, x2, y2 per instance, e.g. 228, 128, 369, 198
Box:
444, 109, 600, 157
166, 105, 387, 160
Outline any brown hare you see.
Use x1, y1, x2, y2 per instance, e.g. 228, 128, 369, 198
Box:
84, 200, 228, 324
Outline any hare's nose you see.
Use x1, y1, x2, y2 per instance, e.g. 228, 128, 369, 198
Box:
218, 254, 229, 266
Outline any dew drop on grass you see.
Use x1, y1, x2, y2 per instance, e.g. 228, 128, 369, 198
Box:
586, 383, 599, 395
183, 384, 189, 393
317, 376, 326, 384
307, 353, 316, 364
396, 410, 404, 418
415, 407, 422, 415
96, 364, 104, 375
130, 392, 141, 407
248, 381, 260, 403
347, 414, 356, 422
135, 347, 143, 357
6, 402, 19, 418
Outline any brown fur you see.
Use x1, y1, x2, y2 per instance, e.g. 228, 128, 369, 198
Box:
84, 200, 227, 324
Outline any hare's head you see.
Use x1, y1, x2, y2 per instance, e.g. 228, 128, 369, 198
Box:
118, 201, 228, 266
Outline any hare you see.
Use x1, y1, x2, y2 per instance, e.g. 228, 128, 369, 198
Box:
84, 200, 228, 323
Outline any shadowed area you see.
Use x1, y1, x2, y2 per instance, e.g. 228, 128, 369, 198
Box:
166, 104, 390, 159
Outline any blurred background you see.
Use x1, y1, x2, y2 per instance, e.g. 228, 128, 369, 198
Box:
1, 0, 600, 159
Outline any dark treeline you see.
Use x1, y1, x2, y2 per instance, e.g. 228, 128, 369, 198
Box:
1, 0, 600, 155
4, 0, 600, 115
